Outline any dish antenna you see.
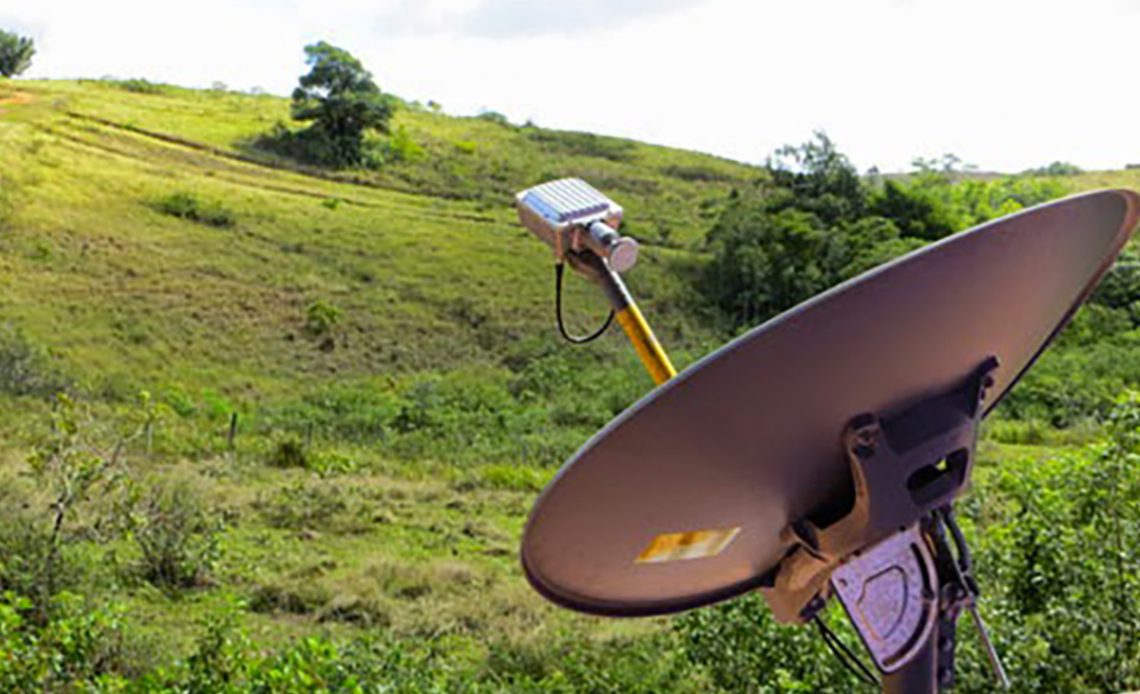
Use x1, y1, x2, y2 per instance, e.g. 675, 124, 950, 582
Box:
516, 179, 1140, 692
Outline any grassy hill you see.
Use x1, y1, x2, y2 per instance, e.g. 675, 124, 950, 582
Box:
0, 78, 765, 686
1, 79, 1139, 690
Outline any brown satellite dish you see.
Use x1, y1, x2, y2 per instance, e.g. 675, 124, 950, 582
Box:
521, 188, 1140, 620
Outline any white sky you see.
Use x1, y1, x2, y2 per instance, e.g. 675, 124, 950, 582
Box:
3, 0, 1138, 172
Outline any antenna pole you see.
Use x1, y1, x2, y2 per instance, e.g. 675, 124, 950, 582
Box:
883, 633, 938, 694
568, 251, 677, 385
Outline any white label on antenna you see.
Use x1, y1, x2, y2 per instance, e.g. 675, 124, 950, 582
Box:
636, 527, 741, 564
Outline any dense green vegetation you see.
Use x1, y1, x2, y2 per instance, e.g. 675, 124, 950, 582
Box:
0, 29, 34, 78
258, 42, 398, 169
0, 78, 1139, 691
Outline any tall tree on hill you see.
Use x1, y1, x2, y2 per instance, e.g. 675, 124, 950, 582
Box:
0, 30, 35, 78
289, 41, 395, 167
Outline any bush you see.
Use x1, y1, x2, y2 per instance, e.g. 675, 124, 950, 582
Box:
0, 174, 13, 230
1025, 161, 1083, 176
527, 129, 636, 162
383, 125, 424, 162
303, 299, 341, 337
0, 30, 34, 78
153, 191, 235, 228
266, 431, 308, 468
108, 78, 165, 94
0, 323, 68, 397
17, 395, 132, 620
0, 592, 126, 691
126, 482, 221, 593
476, 110, 510, 126
676, 594, 856, 692
957, 393, 1140, 691
660, 163, 737, 183
138, 611, 448, 691
255, 480, 370, 533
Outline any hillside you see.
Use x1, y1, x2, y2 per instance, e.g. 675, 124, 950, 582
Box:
0, 78, 763, 685
1, 79, 1140, 691
0, 80, 760, 397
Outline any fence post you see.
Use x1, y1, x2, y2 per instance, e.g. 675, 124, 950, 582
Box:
227, 412, 238, 450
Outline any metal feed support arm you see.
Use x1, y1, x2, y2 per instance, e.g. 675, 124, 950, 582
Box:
564, 250, 676, 385
516, 178, 675, 385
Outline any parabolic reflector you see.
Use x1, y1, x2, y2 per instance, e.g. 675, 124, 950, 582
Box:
521, 189, 1140, 616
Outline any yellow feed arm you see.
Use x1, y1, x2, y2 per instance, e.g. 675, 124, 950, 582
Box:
574, 252, 675, 385
615, 303, 675, 385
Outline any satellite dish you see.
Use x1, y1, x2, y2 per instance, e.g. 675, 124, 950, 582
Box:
518, 188, 1140, 690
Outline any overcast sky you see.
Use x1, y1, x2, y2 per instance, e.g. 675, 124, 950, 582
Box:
3, 0, 1138, 172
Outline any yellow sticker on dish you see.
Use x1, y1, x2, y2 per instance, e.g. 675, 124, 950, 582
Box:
636, 527, 741, 564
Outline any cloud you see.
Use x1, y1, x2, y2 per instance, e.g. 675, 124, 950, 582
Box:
372, 0, 702, 38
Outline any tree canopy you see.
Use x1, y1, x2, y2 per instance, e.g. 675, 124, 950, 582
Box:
0, 30, 34, 78
286, 41, 396, 167
702, 133, 1068, 329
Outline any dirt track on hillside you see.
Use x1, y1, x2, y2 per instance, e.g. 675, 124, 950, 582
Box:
0, 91, 34, 114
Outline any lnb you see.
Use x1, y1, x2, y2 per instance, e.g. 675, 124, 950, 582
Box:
516, 178, 640, 273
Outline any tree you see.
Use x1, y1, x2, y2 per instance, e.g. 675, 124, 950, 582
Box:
0, 30, 34, 78
869, 179, 958, 240
288, 41, 395, 167
766, 131, 867, 225
703, 134, 927, 327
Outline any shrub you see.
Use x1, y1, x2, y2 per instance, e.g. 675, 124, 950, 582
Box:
0, 30, 34, 78
255, 480, 361, 531
154, 191, 235, 228
267, 431, 308, 468
249, 582, 330, 615
0, 592, 126, 691
126, 482, 221, 593
383, 125, 424, 162
1025, 161, 1083, 176
139, 611, 447, 691
18, 395, 131, 620
676, 594, 856, 692
0, 323, 68, 397
527, 129, 636, 162
108, 78, 165, 95
958, 394, 1140, 691
0, 174, 13, 230
476, 110, 510, 126
304, 299, 341, 337
661, 163, 737, 183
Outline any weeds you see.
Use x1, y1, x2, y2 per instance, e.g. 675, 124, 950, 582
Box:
124, 481, 221, 593
0, 323, 69, 398
107, 78, 165, 94
153, 191, 235, 228
266, 431, 308, 468
303, 299, 341, 338
255, 480, 372, 533
21, 394, 133, 621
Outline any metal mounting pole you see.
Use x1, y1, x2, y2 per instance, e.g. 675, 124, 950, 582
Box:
568, 251, 677, 385
883, 630, 938, 694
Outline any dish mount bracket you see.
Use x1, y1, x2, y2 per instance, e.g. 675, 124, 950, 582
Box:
762, 355, 999, 623
760, 357, 1005, 692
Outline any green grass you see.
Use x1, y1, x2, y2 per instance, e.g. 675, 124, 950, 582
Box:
0, 79, 746, 687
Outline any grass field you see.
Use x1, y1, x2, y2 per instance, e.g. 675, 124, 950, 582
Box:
1, 78, 1139, 691
0, 78, 759, 685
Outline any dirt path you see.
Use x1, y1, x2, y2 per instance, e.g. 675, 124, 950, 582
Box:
0, 91, 34, 106
0, 90, 35, 115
